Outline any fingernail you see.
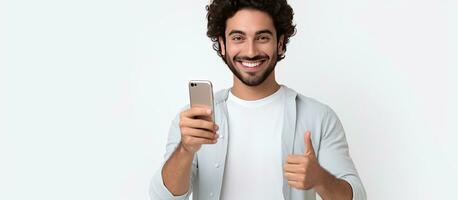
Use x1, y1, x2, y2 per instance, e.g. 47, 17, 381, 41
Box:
207, 109, 212, 114
215, 134, 219, 139
215, 125, 219, 131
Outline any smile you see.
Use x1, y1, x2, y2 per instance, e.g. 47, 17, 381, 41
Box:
241, 61, 263, 68
236, 59, 267, 72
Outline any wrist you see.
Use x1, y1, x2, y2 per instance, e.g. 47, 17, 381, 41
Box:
313, 166, 334, 193
178, 143, 196, 157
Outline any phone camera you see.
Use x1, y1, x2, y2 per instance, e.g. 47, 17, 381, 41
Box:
191, 83, 196, 87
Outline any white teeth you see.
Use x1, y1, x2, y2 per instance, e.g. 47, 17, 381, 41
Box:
241, 61, 262, 68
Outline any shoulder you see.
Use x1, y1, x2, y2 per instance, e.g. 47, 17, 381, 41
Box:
285, 87, 344, 138
214, 88, 230, 105
297, 94, 332, 115
283, 86, 333, 116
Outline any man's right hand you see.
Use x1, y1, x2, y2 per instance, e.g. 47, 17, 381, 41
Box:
179, 106, 219, 154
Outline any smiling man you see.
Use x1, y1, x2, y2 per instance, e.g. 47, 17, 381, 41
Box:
150, 0, 366, 200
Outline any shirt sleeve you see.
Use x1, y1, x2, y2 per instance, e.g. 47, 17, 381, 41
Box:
317, 107, 367, 200
150, 110, 198, 200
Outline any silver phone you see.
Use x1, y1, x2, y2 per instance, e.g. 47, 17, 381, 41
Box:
189, 80, 215, 122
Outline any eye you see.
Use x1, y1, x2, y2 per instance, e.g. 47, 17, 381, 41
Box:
257, 35, 271, 42
232, 35, 244, 41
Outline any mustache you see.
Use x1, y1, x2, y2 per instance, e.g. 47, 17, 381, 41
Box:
234, 55, 269, 62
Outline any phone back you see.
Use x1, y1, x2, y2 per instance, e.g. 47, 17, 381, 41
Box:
189, 80, 214, 121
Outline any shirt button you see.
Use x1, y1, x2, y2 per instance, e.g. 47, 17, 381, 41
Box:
219, 134, 224, 139
214, 163, 220, 168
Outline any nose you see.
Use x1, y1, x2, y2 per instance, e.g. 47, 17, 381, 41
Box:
245, 40, 258, 58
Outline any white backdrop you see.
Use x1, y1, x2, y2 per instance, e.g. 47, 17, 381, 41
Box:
1, 0, 457, 199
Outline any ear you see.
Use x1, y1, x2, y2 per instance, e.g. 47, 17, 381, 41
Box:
277, 35, 285, 56
218, 36, 226, 56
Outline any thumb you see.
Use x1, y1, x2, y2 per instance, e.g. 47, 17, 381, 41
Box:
304, 131, 315, 156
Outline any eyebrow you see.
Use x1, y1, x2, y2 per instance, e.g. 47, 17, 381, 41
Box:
228, 29, 274, 36
255, 29, 273, 36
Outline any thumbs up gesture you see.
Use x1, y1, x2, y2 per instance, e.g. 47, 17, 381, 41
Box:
284, 131, 324, 190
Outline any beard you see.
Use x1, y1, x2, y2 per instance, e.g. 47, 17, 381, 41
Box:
223, 48, 279, 87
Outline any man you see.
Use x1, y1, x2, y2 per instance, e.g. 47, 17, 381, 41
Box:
150, 0, 366, 199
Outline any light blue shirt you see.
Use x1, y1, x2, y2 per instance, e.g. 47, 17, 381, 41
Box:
150, 85, 366, 200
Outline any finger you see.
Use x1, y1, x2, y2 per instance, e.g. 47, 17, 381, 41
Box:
284, 172, 305, 182
287, 181, 305, 189
286, 155, 307, 164
284, 164, 306, 174
183, 136, 217, 145
181, 107, 212, 119
180, 118, 218, 132
304, 131, 316, 156
191, 104, 211, 110
181, 127, 218, 140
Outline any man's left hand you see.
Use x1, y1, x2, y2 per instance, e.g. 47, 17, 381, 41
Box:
284, 130, 324, 190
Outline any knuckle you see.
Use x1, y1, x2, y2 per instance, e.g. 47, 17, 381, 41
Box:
301, 156, 308, 163
304, 156, 310, 162
286, 157, 292, 162
301, 175, 307, 182
180, 111, 186, 118
198, 120, 205, 128
194, 128, 203, 136
190, 108, 199, 116
201, 108, 208, 115
205, 122, 212, 130
195, 107, 204, 114
181, 127, 190, 135
301, 166, 307, 173
300, 167, 306, 173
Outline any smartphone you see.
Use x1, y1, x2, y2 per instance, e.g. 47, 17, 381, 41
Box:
189, 80, 215, 122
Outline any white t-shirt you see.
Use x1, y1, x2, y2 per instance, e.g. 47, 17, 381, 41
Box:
220, 86, 286, 200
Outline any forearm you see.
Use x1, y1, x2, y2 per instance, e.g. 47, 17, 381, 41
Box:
314, 167, 353, 200
161, 143, 195, 196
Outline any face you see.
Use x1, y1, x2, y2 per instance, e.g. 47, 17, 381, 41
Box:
219, 9, 284, 87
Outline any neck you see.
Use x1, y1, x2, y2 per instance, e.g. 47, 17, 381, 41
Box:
230, 72, 280, 100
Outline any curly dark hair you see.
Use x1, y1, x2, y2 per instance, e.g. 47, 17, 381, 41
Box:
206, 0, 296, 61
